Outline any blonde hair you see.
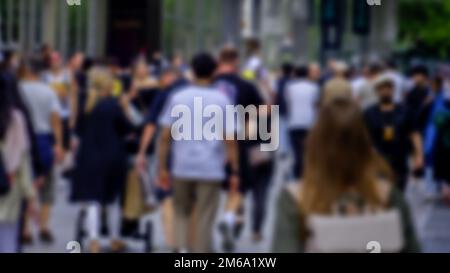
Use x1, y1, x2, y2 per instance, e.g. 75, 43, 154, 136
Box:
85, 67, 114, 113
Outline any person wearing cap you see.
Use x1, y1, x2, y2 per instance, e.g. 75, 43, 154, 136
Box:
364, 74, 424, 191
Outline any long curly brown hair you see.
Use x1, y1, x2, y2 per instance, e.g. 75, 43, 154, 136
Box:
301, 98, 393, 215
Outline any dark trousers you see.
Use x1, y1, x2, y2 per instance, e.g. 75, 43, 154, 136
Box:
396, 172, 408, 192
250, 164, 273, 234
289, 129, 309, 179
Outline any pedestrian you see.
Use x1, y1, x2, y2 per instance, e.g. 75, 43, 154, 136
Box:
70, 67, 134, 253
429, 82, 450, 204
384, 59, 407, 104
273, 98, 420, 253
274, 63, 294, 160
158, 53, 239, 253
355, 62, 383, 110
134, 67, 188, 251
364, 75, 424, 191
1, 51, 46, 186
422, 76, 446, 195
275, 63, 294, 119
243, 39, 267, 82
285, 65, 320, 179
322, 77, 353, 106
18, 61, 64, 244
42, 52, 77, 152
214, 47, 269, 250
127, 59, 159, 122
405, 65, 431, 132
0, 76, 36, 253
119, 58, 162, 238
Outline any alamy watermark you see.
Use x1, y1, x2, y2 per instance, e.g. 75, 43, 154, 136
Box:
169, 97, 279, 152
66, 0, 81, 6
366, 0, 382, 6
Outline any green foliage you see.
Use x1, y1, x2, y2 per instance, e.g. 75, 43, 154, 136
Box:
399, 0, 450, 58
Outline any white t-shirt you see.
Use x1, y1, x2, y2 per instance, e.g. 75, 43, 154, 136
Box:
385, 71, 406, 103
285, 79, 320, 130
19, 80, 62, 135
351, 77, 368, 99
243, 55, 268, 80
42, 69, 72, 119
159, 85, 233, 182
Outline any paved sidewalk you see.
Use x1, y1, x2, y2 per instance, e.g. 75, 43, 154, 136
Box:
24, 159, 450, 253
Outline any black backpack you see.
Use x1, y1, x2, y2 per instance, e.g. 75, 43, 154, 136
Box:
0, 156, 10, 196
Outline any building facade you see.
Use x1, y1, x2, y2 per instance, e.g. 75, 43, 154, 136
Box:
0, 0, 398, 66
0, 0, 161, 65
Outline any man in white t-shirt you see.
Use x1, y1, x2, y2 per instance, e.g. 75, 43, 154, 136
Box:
285, 65, 320, 179
41, 52, 76, 152
158, 53, 239, 253
19, 60, 64, 244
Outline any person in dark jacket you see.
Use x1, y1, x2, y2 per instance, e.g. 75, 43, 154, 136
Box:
71, 67, 133, 253
214, 47, 268, 251
134, 67, 188, 251
406, 65, 431, 133
275, 63, 294, 118
431, 89, 450, 204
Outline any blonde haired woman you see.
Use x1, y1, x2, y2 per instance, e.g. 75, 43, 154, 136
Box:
273, 98, 420, 253
71, 67, 133, 253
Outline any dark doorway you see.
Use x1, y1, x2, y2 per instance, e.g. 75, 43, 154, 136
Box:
106, 0, 161, 67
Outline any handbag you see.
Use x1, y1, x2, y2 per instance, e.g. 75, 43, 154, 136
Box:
285, 182, 404, 253
123, 168, 157, 220
307, 209, 403, 253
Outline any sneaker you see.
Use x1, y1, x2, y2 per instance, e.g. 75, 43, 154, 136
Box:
218, 222, 235, 252
100, 225, 110, 237
39, 230, 55, 244
89, 240, 101, 254
252, 233, 263, 243
233, 221, 244, 239
442, 185, 450, 206
21, 234, 34, 246
109, 240, 127, 253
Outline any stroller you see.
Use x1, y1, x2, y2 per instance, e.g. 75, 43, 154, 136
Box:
74, 168, 157, 253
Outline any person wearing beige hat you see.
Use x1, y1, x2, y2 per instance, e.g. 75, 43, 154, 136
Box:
331, 61, 349, 79
322, 78, 353, 106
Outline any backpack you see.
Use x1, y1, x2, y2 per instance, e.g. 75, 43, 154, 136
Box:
286, 182, 404, 253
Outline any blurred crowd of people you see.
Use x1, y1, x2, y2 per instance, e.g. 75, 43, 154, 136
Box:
0, 38, 450, 253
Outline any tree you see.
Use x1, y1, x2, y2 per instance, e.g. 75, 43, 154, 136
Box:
399, 0, 450, 58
